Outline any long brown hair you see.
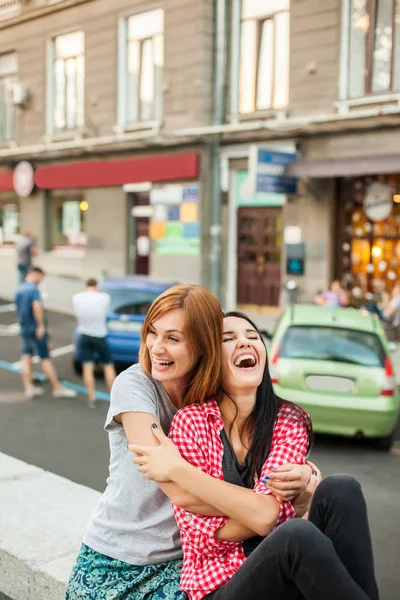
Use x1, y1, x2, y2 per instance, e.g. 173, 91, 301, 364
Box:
139, 284, 223, 406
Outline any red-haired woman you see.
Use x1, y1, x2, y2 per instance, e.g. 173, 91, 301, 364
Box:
66, 287, 313, 600
131, 312, 379, 600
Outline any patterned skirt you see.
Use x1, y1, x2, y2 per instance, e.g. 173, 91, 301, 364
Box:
66, 544, 187, 600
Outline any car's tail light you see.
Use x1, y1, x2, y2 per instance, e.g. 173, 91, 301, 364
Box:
381, 356, 395, 397
270, 346, 280, 384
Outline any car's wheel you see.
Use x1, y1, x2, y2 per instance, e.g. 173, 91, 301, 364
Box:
73, 359, 82, 376
372, 432, 395, 452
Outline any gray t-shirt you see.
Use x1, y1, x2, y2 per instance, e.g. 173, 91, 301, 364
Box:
83, 363, 182, 565
73, 291, 110, 338
16, 236, 33, 267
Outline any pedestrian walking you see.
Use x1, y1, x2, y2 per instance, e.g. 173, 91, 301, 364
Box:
15, 231, 37, 282
315, 280, 349, 308
132, 312, 379, 600
15, 267, 77, 399
72, 278, 116, 408
66, 285, 313, 600
382, 282, 400, 341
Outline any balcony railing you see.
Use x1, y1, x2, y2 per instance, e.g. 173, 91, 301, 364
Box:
0, 0, 23, 21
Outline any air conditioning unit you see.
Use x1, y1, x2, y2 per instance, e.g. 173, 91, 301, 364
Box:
5, 81, 29, 107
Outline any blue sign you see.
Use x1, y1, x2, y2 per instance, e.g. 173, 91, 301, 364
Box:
182, 185, 199, 202
167, 205, 180, 221
250, 148, 298, 195
286, 242, 305, 276
287, 258, 304, 276
183, 222, 200, 238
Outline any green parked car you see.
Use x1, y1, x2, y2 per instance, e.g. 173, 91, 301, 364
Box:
268, 305, 399, 451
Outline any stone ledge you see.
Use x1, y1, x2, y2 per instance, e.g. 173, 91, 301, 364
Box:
0, 453, 100, 600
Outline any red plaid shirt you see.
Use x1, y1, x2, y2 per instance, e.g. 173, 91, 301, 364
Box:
169, 398, 310, 600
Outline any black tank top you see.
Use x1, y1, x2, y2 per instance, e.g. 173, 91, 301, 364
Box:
220, 429, 264, 557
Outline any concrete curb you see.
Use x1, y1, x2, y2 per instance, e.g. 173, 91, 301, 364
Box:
0, 453, 100, 600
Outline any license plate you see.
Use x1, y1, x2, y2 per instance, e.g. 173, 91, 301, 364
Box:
305, 375, 355, 393
108, 320, 142, 333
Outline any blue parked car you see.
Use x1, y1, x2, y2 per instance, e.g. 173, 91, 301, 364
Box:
73, 276, 175, 374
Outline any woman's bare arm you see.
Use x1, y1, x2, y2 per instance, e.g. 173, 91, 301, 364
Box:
118, 412, 224, 515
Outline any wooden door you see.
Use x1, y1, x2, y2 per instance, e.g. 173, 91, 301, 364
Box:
237, 207, 282, 306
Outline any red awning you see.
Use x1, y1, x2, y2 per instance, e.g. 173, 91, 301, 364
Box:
34, 153, 199, 189
0, 171, 14, 192
286, 153, 400, 178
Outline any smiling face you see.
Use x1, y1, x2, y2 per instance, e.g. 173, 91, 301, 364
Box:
221, 316, 266, 393
145, 308, 196, 389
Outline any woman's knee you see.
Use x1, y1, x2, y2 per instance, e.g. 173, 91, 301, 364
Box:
270, 519, 333, 560
315, 474, 363, 507
272, 519, 318, 548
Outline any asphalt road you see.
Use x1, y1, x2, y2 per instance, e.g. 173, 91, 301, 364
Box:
0, 301, 399, 599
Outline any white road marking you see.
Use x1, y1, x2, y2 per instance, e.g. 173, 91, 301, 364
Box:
0, 303, 16, 313
11, 344, 75, 368
50, 343, 75, 358
0, 323, 20, 336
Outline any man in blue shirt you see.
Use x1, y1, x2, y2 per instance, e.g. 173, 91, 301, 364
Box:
15, 267, 77, 400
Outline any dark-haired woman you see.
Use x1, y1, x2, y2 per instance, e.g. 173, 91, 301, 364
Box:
130, 312, 379, 600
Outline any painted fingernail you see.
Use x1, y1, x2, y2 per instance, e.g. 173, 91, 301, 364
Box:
263, 475, 270, 481
152, 423, 158, 429
272, 467, 277, 470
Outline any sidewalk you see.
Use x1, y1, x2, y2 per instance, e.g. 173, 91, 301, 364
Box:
0, 256, 86, 315
0, 453, 100, 600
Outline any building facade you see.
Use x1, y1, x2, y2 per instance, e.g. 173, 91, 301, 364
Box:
1, 0, 400, 309
0, 0, 214, 292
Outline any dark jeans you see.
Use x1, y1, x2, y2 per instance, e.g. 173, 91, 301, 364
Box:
18, 264, 29, 283
206, 475, 379, 600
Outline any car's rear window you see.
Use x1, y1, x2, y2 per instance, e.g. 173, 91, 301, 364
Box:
105, 289, 162, 315
279, 326, 385, 368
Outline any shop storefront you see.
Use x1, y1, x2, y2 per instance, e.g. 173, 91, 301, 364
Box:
125, 181, 201, 280
0, 152, 201, 284
46, 190, 88, 252
336, 175, 400, 296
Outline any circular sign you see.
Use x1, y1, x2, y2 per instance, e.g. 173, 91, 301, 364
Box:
363, 182, 392, 222
13, 161, 35, 198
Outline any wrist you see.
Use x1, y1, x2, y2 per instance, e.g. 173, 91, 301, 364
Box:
168, 455, 187, 481
293, 489, 311, 508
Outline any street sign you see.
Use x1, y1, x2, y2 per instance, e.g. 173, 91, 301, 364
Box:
286, 242, 306, 276
249, 147, 298, 195
13, 161, 35, 197
234, 171, 285, 207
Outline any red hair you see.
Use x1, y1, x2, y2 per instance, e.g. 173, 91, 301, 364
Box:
139, 284, 223, 406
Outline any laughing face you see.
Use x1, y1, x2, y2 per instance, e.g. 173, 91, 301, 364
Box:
221, 316, 266, 393
145, 308, 196, 390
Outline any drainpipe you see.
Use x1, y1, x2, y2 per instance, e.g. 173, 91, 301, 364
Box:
208, 0, 228, 301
